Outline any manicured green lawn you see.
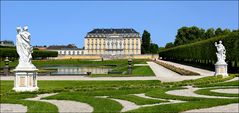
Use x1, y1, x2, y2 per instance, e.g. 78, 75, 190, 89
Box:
110, 94, 168, 105
197, 80, 239, 87
1, 80, 161, 113
44, 92, 123, 113
90, 66, 155, 77
132, 66, 154, 76
127, 98, 239, 113
1, 100, 58, 113
1, 75, 238, 113
37, 80, 162, 92
163, 74, 236, 87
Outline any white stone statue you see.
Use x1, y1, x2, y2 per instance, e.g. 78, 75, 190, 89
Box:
16, 26, 36, 69
13, 26, 38, 92
214, 40, 226, 64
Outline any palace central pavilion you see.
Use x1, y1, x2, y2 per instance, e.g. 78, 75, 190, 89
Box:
84, 28, 141, 55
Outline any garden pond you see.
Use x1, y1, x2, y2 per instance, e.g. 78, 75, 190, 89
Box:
40, 66, 113, 75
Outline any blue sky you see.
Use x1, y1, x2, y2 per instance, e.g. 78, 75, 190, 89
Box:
1, 1, 238, 47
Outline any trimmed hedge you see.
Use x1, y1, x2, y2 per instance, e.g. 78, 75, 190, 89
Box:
0, 48, 58, 59
159, 31, 239, 72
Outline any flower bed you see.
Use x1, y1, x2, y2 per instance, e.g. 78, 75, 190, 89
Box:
154, 60, 200, 76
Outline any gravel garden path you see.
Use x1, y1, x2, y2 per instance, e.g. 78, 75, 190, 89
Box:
133, 93, 185, 103
166, 86, 234, 99
183, 103, 239, 113
167, 86, 239, 113
211, 88, 239, 94
0, 104, 27, 113
147, 62, 207, 82
97, 95, 185, 112
111, 98, 140, 112
112, 98, 186, 112
25, 93, 93, 113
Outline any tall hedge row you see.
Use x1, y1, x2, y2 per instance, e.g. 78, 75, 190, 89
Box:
0, 48, 58, 59
159, 31, 239, 71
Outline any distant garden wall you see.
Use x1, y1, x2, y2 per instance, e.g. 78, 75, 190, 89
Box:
159, 31, 239, 73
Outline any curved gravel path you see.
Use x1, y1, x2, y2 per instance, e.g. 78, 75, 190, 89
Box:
211, 88, 239, 94
25, 93, 93, 113
111, 98, 140, 112
134, 93, 167, 101
0, 104, 27, 113
183, 103, 239, 113
166, 86, 233, 99
104, 94, 185, 112
133, 93, 185, 103
111, 97, 185, 112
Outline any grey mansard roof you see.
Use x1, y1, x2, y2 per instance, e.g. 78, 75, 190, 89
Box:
88, 28, 139, 34
86, 28, 141, 38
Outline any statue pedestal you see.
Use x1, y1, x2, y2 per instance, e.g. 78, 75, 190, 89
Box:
214, 62, 228, 77
13, 68, 38, 92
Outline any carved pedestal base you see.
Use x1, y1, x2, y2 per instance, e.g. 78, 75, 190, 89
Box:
13, 69, 38, 92
214, 63, 228, 77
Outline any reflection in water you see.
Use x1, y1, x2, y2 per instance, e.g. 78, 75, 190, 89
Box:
45, 67, 112, 75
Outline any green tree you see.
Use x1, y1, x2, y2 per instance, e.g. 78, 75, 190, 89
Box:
150, 43, 159, 54
204, 28, 215, 39
141, 30, 151, 54
199, 28, 206, 40
215, 28, 223, 36
165, 42, 174, 48
187, 26, 205, 42
222, 29, 231, 35
158, 47, 165, 52
174, 26, 188, 46
174, 26, 205, 46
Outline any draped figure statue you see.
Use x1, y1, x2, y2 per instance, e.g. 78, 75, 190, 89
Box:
16, 26, 35, 69
214, 40, 226, 64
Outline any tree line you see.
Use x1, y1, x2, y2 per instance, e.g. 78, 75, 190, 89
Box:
141, 30, 159, 54
165, 26, 234, 49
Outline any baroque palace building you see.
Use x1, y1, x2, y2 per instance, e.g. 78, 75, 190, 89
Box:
84, 28, 141, 55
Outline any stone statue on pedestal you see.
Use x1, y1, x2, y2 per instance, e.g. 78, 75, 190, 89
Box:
16, 26, 36, 69
214, 40, 228, 76
13, 26, 38, 92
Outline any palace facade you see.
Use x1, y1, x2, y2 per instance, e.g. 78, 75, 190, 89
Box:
84, 28, 141, 55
